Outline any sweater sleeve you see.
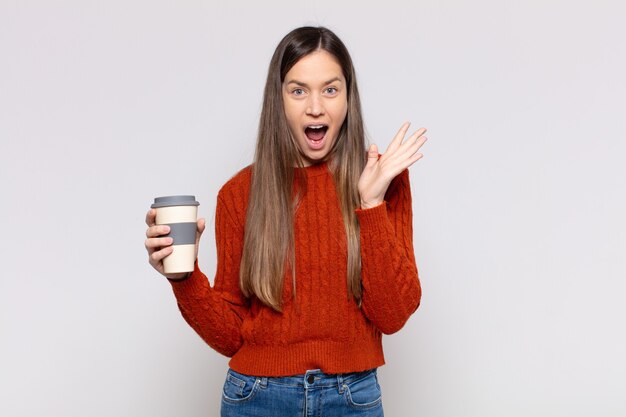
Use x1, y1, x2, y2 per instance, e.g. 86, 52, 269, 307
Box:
168, 192, 249, 357
356, 169, 421, 334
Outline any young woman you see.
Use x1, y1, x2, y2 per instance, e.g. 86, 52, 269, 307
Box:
145, 26, 427, 417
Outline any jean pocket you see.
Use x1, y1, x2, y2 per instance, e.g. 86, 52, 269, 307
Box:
221, 369, 260, 403
344, 369, 382, 409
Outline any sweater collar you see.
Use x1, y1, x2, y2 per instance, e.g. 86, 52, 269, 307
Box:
295, 161, 330, 178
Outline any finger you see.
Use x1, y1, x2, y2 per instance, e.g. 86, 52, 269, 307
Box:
404, 152, 424, 169
146, 224, 170, 238
145, 209, 157, 226
397, 128, 427, 152
387, 152, 424, 176
365, 144, 378, 168
385, 122, 411, 155
414, 135, 428, 153
385, 137, 426, 174
387, 130, 427, 166
400, 135, 428, 158
150, 246, 174, 265
144, 236, 174, 250
412, 127, 427, 139
407, 152, 424, 168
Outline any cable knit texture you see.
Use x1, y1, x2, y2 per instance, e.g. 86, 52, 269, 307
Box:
169, 161, 421, 377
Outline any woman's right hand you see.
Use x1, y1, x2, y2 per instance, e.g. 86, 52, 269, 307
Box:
144, 208, 206, 280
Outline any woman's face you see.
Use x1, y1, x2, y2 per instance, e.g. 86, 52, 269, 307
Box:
282, 50, 348, 166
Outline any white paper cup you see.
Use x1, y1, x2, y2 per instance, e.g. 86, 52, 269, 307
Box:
151, 195, 200, 274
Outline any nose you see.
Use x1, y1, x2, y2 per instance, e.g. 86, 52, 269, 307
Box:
306, 94, 325, 117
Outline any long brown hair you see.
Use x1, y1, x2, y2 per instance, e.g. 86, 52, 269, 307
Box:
240, 26, 366, 311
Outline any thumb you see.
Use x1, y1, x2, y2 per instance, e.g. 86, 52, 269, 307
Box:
197, 218, 206, 236
194, 218, 206, 256
365, 144, 378, 168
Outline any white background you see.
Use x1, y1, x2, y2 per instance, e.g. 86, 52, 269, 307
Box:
1, 1, 625, 416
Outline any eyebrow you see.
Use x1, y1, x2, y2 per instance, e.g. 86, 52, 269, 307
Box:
286, 77, 343, 87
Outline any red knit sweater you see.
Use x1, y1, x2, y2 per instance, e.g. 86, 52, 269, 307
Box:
169, 162, 421, 376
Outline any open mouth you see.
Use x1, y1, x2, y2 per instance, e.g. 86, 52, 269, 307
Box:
304, 125, 328, 149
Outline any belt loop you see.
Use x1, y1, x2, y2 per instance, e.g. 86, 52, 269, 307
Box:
258, 377, 268, 388
337, 374, 345, 394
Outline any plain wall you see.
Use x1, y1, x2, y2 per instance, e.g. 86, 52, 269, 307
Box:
1, 1, 625, 416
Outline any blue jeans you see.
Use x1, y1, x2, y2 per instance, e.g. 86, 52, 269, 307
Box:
220, 367, 384, 416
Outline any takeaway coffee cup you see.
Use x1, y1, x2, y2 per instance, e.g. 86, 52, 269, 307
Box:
151, 195, 200, 274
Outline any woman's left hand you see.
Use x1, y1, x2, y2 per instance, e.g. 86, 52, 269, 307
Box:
358, 122, 428, 209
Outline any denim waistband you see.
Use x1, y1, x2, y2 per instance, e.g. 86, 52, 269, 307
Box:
229, 368, 377, 392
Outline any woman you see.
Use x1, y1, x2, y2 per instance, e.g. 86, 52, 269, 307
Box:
145, 26, 427, 416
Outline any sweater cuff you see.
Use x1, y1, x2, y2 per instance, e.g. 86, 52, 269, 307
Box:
168, 259, 209, 299
355, 201, 392, 235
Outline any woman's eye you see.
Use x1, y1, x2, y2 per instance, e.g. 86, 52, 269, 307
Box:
292, 88, 305, 96
325, 87, 337, 94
